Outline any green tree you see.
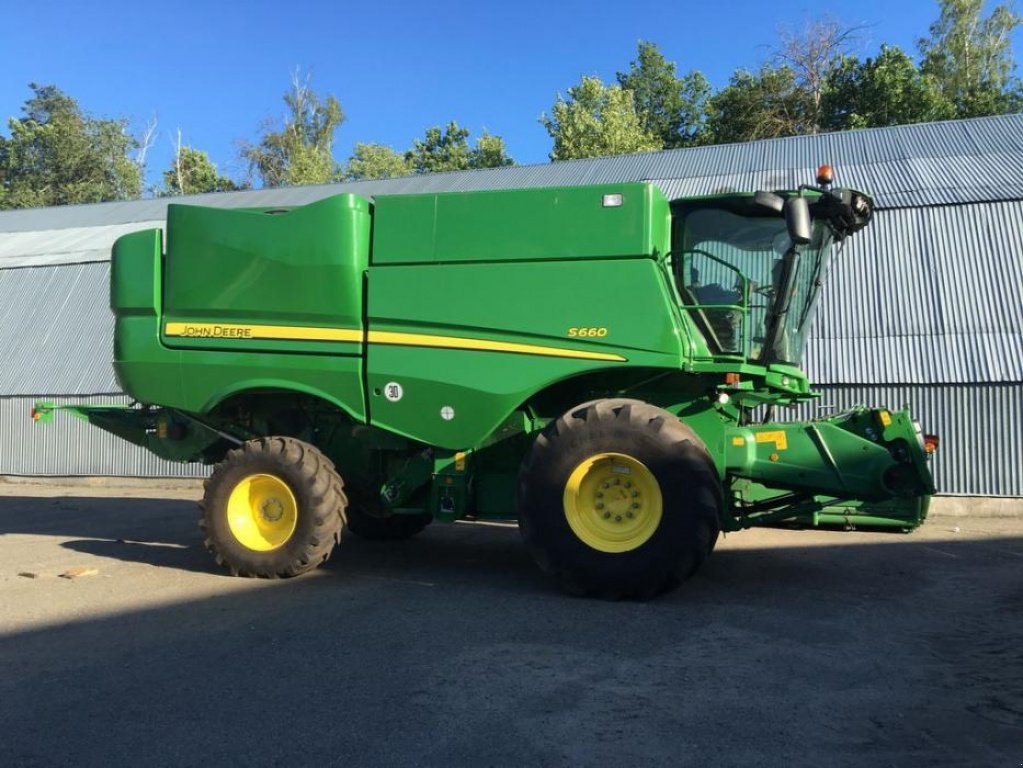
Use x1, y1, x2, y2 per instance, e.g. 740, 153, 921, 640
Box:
616, 41, 711, 147
541, 76, 663, 160
162, 141, 239, 195
706, 66, 812, 143
242, 72, 344, 187
920, 0, 1023, 116
822, 45, 955, 129
344, 142, 412, 180
406, 122, 472, 173
0, 83, 142, 209
469, 131, 514, 168
404, 122, 513, 173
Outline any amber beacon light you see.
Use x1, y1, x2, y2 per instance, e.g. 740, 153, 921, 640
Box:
816, 164, 834, 187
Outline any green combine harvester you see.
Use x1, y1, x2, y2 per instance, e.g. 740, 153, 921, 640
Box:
35, 166, 938, 597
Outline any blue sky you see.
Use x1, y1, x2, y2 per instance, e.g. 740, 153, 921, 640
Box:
1, 0, 1017, 188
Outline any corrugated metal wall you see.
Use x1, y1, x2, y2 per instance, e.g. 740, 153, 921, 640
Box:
2, 395, 205, 477
785, 384, 1022, 497
2, 116, 1021, 496
0, 263, 119, 394
805, 203, 1023, 384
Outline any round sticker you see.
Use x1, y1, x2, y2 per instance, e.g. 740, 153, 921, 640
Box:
440, 406, 455, 421
384, 382, 404, 402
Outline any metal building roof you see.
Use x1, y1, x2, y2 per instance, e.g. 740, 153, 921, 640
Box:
0, 221, 164, 268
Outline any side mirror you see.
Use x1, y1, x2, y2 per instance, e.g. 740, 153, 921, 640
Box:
784, 196, 812, 245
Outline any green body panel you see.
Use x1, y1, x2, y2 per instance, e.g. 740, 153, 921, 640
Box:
366, 258, 685, 447
372, 183, 670, 265
42, 180, 935, 537
180, 351, 366, 417
162, 194, 369, 353
111, 224, 366, 421
111, 229, 178, 401
111, 229, 163, 312
112, 184, 682, 448
119, 330, 366, 422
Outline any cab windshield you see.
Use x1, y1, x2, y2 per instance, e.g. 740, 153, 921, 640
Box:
671, 201, 835, 366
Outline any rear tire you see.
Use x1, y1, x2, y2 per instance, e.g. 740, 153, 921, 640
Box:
200, 436, 347, 577
345, 490, 433, 541
518, 399, 721, 598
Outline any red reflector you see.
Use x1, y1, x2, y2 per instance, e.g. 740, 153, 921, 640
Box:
924, 434, 939, 453
724, 373, 741, 385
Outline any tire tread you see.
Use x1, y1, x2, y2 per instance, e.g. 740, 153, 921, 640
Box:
518, 398, 721, 598
199, 436, 347, 578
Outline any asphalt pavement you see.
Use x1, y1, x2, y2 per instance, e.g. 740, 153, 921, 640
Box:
1, 484, 1021, 767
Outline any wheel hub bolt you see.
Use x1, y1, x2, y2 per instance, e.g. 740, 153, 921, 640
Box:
615, 515, 622, 522
262, 499, 284, 522
603, 512, 611, 519
626, 511, 634, 519
631, 502, 639, 509
596, 502, 604, 510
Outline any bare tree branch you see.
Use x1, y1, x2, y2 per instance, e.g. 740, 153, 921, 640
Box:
773, 17, 872, 131
174, 129, 184, 194
134, 115, 158, 169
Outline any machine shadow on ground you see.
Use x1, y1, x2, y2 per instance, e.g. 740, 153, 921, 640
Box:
1, 494, 216, 574
1, 493, 1021, 766
0, 493, 549, 587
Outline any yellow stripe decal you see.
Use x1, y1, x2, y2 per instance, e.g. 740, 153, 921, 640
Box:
367, 330, 627, 362
164, 322, 626, 362
164, 322, 363, 343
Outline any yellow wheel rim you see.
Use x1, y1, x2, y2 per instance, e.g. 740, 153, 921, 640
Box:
226, 473, 298, 552
563, 452, 663, 553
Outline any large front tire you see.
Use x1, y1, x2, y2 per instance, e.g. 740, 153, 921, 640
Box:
518, 399, 721, 598
200, 437, 347, 577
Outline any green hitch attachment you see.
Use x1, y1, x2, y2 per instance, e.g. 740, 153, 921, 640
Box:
32, 401, 232, 464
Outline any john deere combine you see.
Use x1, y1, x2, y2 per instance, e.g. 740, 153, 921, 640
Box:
35, 167, 937, 597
